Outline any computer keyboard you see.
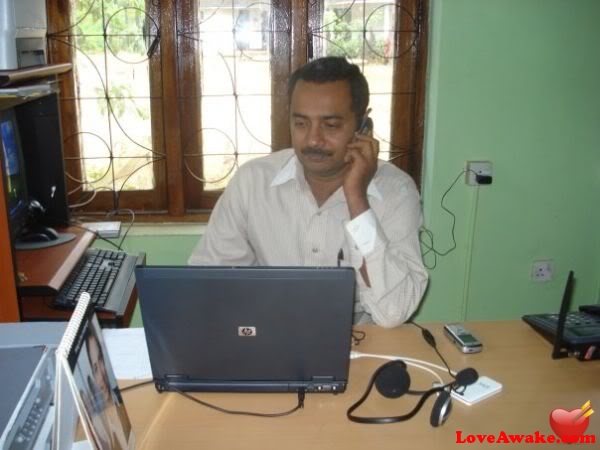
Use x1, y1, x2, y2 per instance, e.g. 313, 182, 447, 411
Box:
522, 311, 600, 346
54, 248, 140, 312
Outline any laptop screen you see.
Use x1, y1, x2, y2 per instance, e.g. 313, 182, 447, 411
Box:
135, 266, 356, 393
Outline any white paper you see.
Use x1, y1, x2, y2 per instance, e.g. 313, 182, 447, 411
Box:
102, 328, 152, 380
451, 376, 502, 406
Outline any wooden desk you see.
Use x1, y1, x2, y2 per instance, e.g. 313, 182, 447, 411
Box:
122, 321, 600, 449
15, 227, 140, 327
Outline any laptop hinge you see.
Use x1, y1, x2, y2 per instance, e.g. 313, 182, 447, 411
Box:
154, 374, 190, 393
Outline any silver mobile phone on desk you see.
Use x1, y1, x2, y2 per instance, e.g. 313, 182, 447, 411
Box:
444, 323, 482, 353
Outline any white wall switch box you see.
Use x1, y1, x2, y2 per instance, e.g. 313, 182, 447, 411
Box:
465, 161, 493, 185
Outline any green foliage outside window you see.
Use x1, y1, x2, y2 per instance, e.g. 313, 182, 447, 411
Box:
323, 9, 388, 63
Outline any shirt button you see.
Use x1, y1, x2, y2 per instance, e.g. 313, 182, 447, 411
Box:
312, 247, 319, 253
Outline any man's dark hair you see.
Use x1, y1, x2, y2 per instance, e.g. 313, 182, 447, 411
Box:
288, 57, 370, 127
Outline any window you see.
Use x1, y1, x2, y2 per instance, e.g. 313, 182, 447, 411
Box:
47, 0, 427, 217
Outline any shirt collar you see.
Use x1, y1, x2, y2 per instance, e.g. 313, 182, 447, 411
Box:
270, 154, 383, 201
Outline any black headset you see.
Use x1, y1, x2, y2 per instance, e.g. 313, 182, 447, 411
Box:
28, 199, 46, 221
346, 359, 478, 426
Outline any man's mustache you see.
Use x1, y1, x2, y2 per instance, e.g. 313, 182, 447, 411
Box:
301, 147, 331, 157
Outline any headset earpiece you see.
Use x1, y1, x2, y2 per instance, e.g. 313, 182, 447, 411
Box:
347, 359, 463, 427
429, 389, 452, 427
374, 360, 410, 399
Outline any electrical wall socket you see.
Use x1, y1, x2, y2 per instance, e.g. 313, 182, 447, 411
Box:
465, 161, 493, 185
532, 260, 553, 282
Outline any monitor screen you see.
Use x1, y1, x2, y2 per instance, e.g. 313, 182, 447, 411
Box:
0, 108, 29, 239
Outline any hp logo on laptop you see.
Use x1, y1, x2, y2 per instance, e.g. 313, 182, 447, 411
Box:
238, 326, 257, 337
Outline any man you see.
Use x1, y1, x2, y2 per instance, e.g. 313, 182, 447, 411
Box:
189, 56, 428, 327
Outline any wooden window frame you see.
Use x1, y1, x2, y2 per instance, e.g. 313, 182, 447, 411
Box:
46, 0, 428, 219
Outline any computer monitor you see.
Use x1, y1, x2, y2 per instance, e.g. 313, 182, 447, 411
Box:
0, 107, 74, 249
0, 108, 29, 240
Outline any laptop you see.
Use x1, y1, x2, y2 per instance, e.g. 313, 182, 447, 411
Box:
135, 265, 356, 393
522, 271, 600, 360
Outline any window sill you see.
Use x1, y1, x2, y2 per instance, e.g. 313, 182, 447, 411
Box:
119, 222, 207, 237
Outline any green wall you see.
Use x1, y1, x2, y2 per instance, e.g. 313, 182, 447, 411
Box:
416, 0, 600, 321
102, 0, 600, 327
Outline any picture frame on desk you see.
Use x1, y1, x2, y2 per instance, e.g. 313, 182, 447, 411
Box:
54, 293, 134, 450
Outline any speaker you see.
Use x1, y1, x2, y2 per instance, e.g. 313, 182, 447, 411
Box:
15, 92, 70, 227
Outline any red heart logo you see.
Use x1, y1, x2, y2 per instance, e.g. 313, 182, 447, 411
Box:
549, 408, 589, 442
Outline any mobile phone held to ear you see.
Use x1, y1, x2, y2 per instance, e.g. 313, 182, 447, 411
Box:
358, 108, 373, 134
359, 117, 373, 135
444, 323, 483, 354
